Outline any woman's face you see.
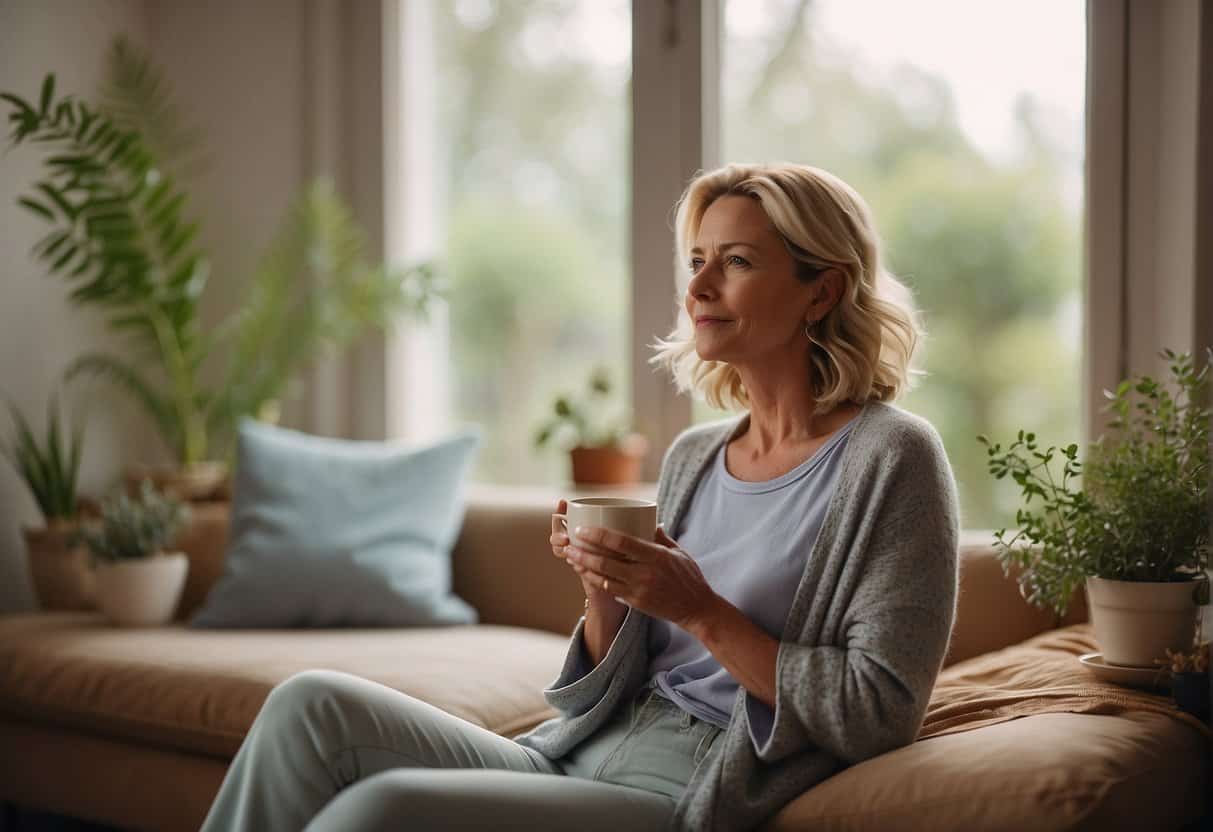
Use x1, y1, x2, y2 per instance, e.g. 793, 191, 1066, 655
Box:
685, 195, 824, 367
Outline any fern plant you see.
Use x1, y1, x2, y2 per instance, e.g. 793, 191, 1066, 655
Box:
1, 392, 85, 523
2, 38, 442, 468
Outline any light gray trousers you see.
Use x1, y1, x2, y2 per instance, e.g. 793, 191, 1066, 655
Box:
197, 669, 724, 831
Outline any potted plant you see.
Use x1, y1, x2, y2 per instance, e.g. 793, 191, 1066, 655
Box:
534, 365, 649, 485
1, 38, 444, 501
978, 348, 1211, 669
73, 479, 191, 626
2, 392, 94, 610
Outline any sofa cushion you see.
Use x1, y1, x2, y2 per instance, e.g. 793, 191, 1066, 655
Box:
0, 612, 566, 758
191, 420, 481, 628
0, 719, 228, 832
763, 710, 1207, 832
763, 623, 1209, 831
923, 624, 1207, 738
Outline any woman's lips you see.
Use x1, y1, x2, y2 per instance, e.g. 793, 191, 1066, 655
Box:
695, 318, 731, 328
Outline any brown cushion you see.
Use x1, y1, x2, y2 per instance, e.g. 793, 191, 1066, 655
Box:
944, 532, 1088, 666
0, 612, 566, 758
923, 624, 1208, 739
450, 486, 590, 636
764, 623, 1208, 831
763, 710, 1208, 832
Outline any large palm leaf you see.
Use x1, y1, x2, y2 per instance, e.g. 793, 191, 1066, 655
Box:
3, 74, 210, 463
97, 34, 208, 180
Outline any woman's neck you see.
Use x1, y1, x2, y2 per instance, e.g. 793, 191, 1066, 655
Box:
736, 399, 862, 457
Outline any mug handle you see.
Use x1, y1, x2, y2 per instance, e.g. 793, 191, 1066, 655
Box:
554, 513, 575, 545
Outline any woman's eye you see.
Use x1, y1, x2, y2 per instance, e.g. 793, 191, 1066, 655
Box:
688, 255, 747, 271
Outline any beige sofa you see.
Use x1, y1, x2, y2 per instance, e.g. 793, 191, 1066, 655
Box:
0, 486, 1208, 831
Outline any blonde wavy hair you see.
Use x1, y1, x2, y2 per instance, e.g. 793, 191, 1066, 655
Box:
649, 162, 926, 414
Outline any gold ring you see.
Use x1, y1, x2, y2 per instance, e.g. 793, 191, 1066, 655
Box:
603, 578, 609, 592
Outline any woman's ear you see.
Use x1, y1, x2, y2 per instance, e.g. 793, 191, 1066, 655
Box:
812, 268, 845, 317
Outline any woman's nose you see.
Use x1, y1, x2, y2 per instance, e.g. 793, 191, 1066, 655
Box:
687, 260, 719, 300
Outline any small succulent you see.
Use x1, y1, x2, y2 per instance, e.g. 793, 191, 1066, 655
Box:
73, 479, 190, 563
1159, 641, 1210, 675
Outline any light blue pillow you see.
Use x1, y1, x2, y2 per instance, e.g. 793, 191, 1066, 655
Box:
190, 419, 482, 628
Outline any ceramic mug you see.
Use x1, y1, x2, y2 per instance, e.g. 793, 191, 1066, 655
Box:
555, 497, 658, 544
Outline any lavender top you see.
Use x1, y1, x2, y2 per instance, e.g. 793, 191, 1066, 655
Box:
645, 418, 856, 750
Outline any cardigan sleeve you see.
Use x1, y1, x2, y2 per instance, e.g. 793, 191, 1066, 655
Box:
539, 434, 693, 715
540, 606, 641, 715
745, 423, 960, 765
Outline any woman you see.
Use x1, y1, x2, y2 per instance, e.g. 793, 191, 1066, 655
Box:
198, 162, 958, 832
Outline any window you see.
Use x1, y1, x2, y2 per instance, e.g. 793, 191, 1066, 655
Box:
701, 0, 1087, 531
397, 0, 632, 486
392, 0, 1088, 531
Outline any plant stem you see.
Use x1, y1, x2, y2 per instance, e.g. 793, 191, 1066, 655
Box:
1039, 450, 1079, 563
142, 301, 204, 463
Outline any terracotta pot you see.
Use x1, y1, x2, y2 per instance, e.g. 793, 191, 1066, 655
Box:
23, 519, 95, 611
94, 551, 189, 627
569, 434, 649, 485
1086, 576, 1204, 667
124, 461, 230, 503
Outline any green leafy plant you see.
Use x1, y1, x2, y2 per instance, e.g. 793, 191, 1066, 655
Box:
1, 392, 85, 522
533, 365, 635, 451
977, 348, 1212, 617
73, 478, 189, 563
1082, 350, 1211, 581
1, 38, 443, 468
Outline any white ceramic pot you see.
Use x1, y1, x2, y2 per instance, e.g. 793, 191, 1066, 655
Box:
94, 551, 189, 627
1085, 576, 1203, 667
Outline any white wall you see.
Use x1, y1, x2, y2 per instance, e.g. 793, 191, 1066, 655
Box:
143, 0, 386, 440
0, 0, 158, 613
142, 0, 310, 394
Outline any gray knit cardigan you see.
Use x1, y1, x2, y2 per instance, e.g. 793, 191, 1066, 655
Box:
513, 400, 960, 831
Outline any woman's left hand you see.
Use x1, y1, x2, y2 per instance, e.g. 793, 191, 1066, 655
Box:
565, 525, 719, 631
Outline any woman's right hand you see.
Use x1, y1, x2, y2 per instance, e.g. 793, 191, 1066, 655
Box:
551, 499, 626, 611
